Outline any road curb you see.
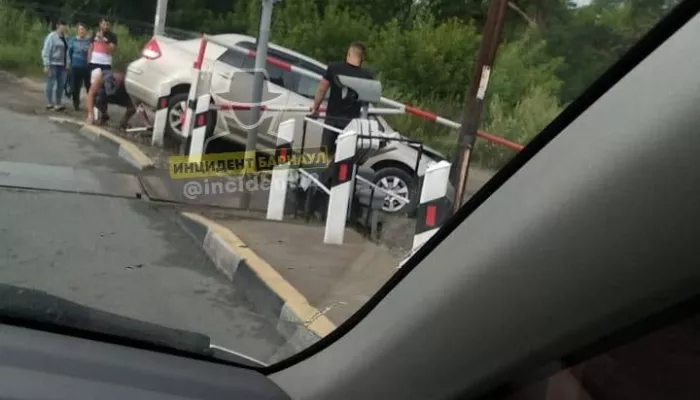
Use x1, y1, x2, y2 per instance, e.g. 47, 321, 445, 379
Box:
178, 212, 336, 364
48, 116, 155, 170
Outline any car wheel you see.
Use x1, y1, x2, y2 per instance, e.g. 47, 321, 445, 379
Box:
166, 92, 217, 148
373, 167, 417, 214
166, 92, 189, 138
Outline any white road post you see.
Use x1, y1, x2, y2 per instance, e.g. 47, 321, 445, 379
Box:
323, 130, 359, 245
412, 160, 451, 251
151, 83, 170, 147
266, 119, 296, 221
187, 93, 212, 162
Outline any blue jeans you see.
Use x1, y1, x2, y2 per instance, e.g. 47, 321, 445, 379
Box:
45, 65, 67, 105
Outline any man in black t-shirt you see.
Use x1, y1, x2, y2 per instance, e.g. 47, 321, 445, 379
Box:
311, 42, 373, 158
308, 42, 373, 219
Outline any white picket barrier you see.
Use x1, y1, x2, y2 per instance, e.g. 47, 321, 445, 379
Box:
181, 38, 208, 142
266, 119, 296, 221
187, 93, 212, 162
324, 130, 359, 245
398, 160, 452, 268
151, 83, 170, 147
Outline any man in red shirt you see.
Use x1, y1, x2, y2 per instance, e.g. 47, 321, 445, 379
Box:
87, 16, 117, 73
86, 17, 117, 118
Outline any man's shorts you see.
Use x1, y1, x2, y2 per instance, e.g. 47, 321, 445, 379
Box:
90, 67, 103, 87
89, 63, 111, 72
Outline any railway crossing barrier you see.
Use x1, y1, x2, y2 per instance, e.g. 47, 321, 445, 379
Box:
262, 115, 380, 245
144, 35, 506, 249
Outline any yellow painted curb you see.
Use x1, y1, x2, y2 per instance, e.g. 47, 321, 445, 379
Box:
48, 116, 155, 169
182, 212, 337, 337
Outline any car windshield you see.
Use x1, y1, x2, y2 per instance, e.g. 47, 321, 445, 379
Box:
0, 0, 679, 368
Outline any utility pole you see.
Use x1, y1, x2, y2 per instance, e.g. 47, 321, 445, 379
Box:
153, 0, 168, 36
241, 0, 278, 209
451, 0, 508, 214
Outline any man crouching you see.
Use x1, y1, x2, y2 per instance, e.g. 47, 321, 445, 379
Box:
85, 68, 139, 130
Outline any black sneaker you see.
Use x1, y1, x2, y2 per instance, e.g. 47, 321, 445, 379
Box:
54, 105, 65, 112
45, 104, 54, 110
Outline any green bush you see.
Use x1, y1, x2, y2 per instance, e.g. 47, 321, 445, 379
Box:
264, 5, 565, 167
0, 3, 47, 75
478, 86, 563, 169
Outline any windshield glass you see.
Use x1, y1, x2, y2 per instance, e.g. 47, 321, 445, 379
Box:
0, 0, 678, 367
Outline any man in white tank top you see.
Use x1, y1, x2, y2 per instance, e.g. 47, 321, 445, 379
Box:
87, 16, 117, 73
87, 17, 117, 118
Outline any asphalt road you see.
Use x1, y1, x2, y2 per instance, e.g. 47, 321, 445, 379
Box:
0, 106, 284, 363
0, 107, 131, 173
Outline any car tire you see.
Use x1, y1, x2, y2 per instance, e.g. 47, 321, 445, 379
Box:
372, 166, 417, 215
165, 92, 216, 143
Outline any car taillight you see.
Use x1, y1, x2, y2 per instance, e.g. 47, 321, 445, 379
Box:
142, 39, 161, 60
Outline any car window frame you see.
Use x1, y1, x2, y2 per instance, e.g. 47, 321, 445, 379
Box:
216, 48, 249, 69
233, 42, 298, 92
294, 74, 325, 101
265, 49, 297, 92
294, 59, 326, 100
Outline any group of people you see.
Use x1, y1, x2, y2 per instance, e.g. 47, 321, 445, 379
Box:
41, 17, 137, 129
41, 17, 117, 111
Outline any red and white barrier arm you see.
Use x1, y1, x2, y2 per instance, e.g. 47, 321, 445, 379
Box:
202, 35, 524, 152
389, 102, 525, 152
215, 103, 404, 115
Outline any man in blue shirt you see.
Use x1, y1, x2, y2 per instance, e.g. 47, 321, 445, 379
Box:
67, 23, 92, 111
